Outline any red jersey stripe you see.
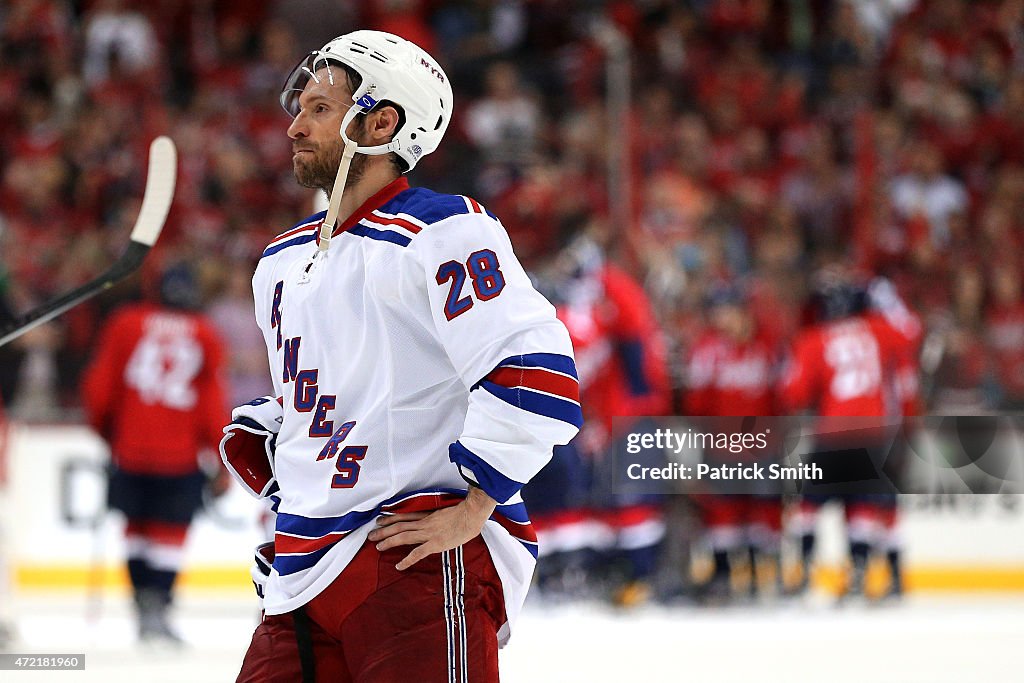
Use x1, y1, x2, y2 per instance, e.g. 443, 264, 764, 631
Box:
381, 492, 463, 514
270, 221, 320, 245
276, 529, 353, 555
485, 366, 580, 403
276, 493, 533, 556
489, 512, 538, 544
364, 212, 423, 234
276, 493, 462, 555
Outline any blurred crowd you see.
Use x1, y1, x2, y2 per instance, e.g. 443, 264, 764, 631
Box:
3, 0, 1024, 616
2, 0, 1024, 417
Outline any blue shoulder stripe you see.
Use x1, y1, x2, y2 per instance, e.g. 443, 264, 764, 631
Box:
348, 224, 411, 247
261, 233, 317, 258
261, 211, 325, 259
387, 188, 476, 227
281, 210, 326, 235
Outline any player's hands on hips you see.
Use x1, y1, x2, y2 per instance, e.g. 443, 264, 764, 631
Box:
368, 486, 497, 571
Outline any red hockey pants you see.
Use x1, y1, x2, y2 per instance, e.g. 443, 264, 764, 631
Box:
237, 536, 505, 683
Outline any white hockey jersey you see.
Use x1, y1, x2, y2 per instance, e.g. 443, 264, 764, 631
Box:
252, 177, 581, 644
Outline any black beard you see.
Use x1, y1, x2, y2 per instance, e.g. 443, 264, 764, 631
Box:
294, 138, 367, 198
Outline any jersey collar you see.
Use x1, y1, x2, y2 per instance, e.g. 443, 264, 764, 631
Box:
324, 176, 411, 240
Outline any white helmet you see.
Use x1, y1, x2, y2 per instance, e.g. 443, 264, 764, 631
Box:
280, 30, 453, 172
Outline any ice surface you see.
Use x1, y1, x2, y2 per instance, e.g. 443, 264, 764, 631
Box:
6, 591, 1022, 682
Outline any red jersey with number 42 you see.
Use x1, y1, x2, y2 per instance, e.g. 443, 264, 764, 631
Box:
780, 313, 913, 418
82, 303, 228, 475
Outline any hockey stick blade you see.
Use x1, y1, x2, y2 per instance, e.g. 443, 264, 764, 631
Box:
0, 136, 177, 348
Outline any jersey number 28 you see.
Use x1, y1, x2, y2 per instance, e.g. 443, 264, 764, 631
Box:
435, 249, 505, 321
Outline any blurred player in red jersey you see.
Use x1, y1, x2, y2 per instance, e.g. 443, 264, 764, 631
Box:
685, 284, 784, 601
781, 267, 920, 599
82, 262, 229, 643
866, 276, 923, 600
526, 231, 671, 605
520, 238, 606, 598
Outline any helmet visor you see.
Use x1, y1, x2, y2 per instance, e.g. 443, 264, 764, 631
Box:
279, 51, 348, 117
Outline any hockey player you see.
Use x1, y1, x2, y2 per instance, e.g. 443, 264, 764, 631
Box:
221, 31, 580, 681
780, 267, 918, 599
526, 233, 670, 606
82, 262, 228, 643
685, 284, 783, 601
866, 276, 923, 601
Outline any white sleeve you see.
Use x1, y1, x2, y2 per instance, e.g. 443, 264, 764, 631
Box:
410, 212, 582, 503
252, 260, 285, 401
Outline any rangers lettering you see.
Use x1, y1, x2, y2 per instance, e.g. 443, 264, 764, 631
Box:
315, 421, 369, 490
309, 395, 337, 437
332, 446, 368, 488
271, 280, 284, 350
294, 369, 318, 411
282, 336, 302, 383
279, 339, 341, 439
317, 420, 356, 461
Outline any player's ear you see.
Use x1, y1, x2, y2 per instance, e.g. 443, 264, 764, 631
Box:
368, 105, 402, 143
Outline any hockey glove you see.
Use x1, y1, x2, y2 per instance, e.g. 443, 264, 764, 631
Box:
251, 541, 275, 610
220, 396, 283, 499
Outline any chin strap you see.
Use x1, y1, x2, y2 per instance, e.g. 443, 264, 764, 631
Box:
306, 94, 404, 275
316, 99, 401, 254
317, 137, 358, 254
298, 134, 355, 284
